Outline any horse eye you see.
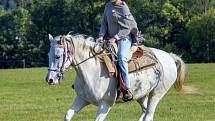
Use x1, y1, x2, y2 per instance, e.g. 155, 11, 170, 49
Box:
55, 56, 60, 59
57, 41, 62, 45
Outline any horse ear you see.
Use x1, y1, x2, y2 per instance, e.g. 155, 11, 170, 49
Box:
49, 34, 54, 41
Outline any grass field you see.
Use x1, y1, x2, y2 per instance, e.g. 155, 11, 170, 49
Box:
0, 64, 215, 121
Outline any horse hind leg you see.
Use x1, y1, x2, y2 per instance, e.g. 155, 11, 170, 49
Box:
64, 96, 89, 121
137, 96, 148, 121
141, 87, 168, 121
137, 95, 149, 112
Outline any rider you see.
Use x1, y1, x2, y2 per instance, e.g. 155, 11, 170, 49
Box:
97, 0, 141, 101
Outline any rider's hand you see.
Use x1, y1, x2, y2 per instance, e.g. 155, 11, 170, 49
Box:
96, 36, 104, 43
95, 36, 104, 53
108, 38, 116, 45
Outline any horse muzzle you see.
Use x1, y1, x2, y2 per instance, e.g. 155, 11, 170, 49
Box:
46, 73, 58, 85
47, 78, 54, 85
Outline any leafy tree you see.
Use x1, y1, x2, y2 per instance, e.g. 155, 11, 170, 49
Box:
0, 7, 33, 67
187, 8, 215, 62
0, 0, 215, 68
186, 0, 215, 16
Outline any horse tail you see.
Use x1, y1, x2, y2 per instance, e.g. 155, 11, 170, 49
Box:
170, 53, 186, 91
170, 53, 197, 93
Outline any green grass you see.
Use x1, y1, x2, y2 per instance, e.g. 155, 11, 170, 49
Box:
0, 64, 215, 121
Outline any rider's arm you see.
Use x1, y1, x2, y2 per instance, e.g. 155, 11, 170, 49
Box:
98, 4, 108, 38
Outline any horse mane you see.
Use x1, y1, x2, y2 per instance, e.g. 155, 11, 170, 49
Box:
65, 34, 95, 53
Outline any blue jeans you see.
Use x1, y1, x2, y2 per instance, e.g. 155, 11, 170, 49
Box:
117, 35, 132, 89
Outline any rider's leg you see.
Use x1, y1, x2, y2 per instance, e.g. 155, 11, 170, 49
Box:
118, 35, 132, 89
117, 35, 132, 100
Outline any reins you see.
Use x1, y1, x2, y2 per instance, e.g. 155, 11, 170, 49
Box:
71, 44, 107, 67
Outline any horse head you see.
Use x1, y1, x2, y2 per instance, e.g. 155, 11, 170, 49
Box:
45, 34, 73, 85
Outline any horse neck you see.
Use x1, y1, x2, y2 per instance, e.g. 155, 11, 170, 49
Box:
72, 38, 101, 86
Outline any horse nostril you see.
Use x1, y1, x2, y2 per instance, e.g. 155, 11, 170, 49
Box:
48, 79, 54, 85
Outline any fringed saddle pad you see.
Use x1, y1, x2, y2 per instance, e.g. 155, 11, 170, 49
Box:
100, 45, 158, 75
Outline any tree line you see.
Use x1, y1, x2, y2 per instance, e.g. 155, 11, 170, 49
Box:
0, 0, 214, 68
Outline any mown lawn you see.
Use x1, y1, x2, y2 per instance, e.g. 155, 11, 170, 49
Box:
0, 64, 215, 121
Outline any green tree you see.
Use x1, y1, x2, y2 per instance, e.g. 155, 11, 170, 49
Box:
1, 0, 214, 67
186, 0, 215, 16
187, 8, 215, 62
0, 7, 33, 67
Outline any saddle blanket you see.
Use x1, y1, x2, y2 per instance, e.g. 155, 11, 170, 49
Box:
101, 45, 158, 74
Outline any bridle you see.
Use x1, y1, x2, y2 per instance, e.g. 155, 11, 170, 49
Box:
47, 35, 103, 80
48, 35, 74, 80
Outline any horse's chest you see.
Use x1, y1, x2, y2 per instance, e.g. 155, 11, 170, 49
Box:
74, 80, 117, 105
74, 84, 102, 103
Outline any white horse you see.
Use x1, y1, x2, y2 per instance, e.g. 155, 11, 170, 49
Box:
46, 34, 187, 121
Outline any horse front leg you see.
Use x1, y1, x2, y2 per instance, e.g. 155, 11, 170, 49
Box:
64, 96, 89, 121
95, 102, 112, 121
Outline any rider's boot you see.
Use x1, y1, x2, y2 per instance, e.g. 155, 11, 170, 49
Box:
122, 89, 133, 102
